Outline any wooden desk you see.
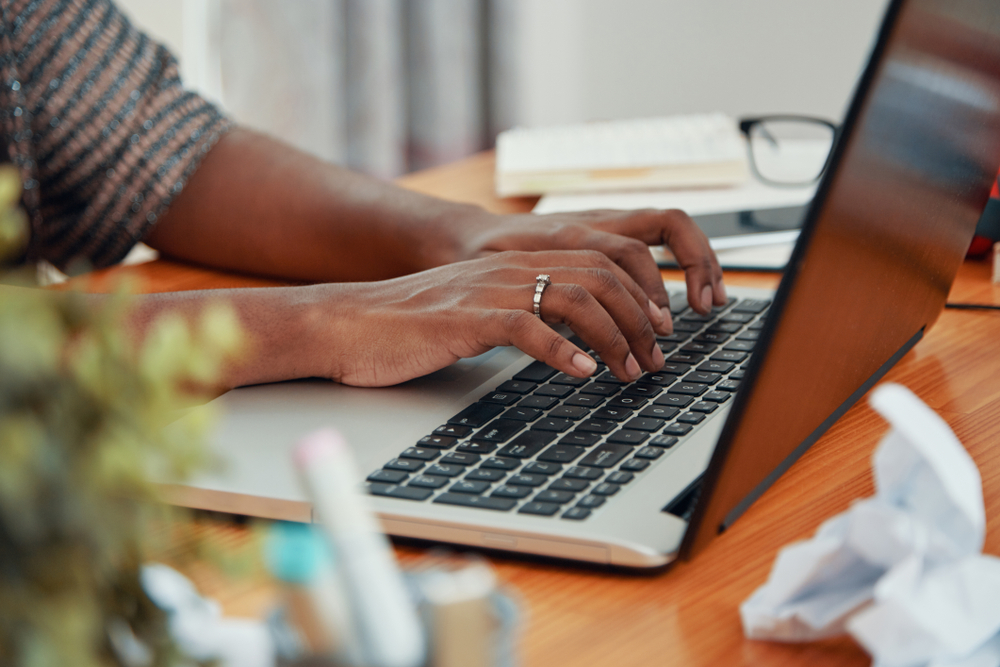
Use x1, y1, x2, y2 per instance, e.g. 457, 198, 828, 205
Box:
93, 152, 1000, 667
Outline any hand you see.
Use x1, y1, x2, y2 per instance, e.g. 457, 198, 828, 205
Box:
311, 250, 675, 387
454, 208, 727, 326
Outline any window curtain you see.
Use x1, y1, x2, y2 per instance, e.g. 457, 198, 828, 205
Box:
212, 0, 516, 179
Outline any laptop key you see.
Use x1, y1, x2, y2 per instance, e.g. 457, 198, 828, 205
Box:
577, 494, 606, 509
491, 485, 532, 499
672, 321, 702, 332
634, 447, 663, 460
695, 331, 730, 344
654, 393, 694, 408
607, 471, 635, 485
465, 468, 506, 482
576, 419, 617, 434
639, 405, 679, 420
564, 393, 605, 408
497, 380, 537, 394
435, 493, 516, 511
607, 429, 649, 445
560, 431, 602, 447
663, 423, 693, 436
502, 406, 542, 422
594, 370, 626, 385
433, 424, 472, 438
622, 458, 652, 471
400, 447, 440, 461
562, 507, 592, 520
508, 473, 547, 487
668, 352, 704, 365
725, 340, 755, 352
518, 394, 559, 409
681, 342, 717, 354
497, 431, 555, 458
448, 402, 504, 427
549, 478, 591, 492
656, 333, 688, 344
721, 311, 754, 323
607, 395, 649, 409
457, 441, 498, 454
622, 384, 662, 399
408, 475, 449, 489
593, 406, 633, 421
425, 464, 464, 477
368, 483, 433, 501
657, 341, 678, 354
718, 379, 741, 392
683, 371, 721, 385
592, 482, 621, 496
537, 444, 586, 464
677, 412, 706, 425
650, 435, 679, 448
481, 392, 521, 406
579, 444, 632, 468
712, 350, 748, 363
736, 330, 760, 341
670, 382, 708, 396
707, 321, 743, 334
703, 391, 732, 403
441, 452, 481, 466
580, 382, 620, 397
523, 461, 563, 476
732, 298, 771, 313
730, 369, 746, 380
697, 360, 735, 374
368, 469, 408, 484
548, 405, 590, 420
449, 480, 490, 495
519, 502, 560, 516
473, 419, 526, 443
418, 435, 456, 449
480, 457, 521, 470
660, 362, 691, 375
690, 401, 719, 413
550, 373, 589, 386
513, 360, 558, 383
622, 417, 665, 432
533, 384, 574, 398
563, 466, 603, 481
534, 490, 575, 505
531, 418, 574, 432
637, 372, 678, 387
385, 458, 424, 472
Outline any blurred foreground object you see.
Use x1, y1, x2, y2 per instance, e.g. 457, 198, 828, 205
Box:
741, 383, 1000, 666
0, 165, 244, 667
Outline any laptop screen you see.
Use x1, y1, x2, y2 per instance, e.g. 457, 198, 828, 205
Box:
683, 0, 1000, 557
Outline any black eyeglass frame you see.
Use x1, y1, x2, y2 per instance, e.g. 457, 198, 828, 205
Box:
738, 115, 840, 187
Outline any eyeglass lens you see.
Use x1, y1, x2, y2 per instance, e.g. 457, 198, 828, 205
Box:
748, 119, 835, 186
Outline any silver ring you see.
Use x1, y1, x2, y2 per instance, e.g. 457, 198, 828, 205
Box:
533, 274, 551, 319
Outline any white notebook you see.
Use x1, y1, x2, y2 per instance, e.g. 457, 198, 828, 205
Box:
495, 113, 749, 197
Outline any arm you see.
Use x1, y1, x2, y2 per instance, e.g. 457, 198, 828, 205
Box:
135, 128, 728, 388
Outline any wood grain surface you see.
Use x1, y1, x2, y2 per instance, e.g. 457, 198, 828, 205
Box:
89, 152, 1000, 667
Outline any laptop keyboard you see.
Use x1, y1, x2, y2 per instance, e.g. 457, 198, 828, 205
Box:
366, 293, 771, 521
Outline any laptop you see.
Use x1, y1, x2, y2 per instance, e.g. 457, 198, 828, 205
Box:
163, 0, 1000, 568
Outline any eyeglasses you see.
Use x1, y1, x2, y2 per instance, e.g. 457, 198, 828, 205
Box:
739, 115, 839, 187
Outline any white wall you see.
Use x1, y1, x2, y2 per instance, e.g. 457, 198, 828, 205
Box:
511, 0, 890, 127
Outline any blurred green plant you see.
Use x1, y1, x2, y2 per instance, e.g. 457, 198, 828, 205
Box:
0, 165, 243, 666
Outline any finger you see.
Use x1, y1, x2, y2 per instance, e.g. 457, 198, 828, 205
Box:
536, 282, 663, 380
593, 209, 727, 315
524, 248, 672, 336
488, 309, 599, 378
552, 267, 664, 372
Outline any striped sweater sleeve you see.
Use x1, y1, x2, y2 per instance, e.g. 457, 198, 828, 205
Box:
0, 0, 231, 271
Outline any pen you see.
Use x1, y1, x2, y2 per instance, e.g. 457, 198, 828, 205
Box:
295, 429, 426, 667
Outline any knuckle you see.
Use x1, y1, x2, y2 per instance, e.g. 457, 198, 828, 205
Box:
588, 267, 620, 294
563, 283, 592, 308
543, 333, 565, 360
500, 309, 533, 336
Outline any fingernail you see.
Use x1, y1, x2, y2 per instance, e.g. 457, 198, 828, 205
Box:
659, 307, 673, 333
625, 353, 641, 380
651, 342, 664, 369
572, 352, 598, 376
648, 298, 664, 326
701, 285, 713, 311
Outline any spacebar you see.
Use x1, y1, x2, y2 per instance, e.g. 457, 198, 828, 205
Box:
433, 493, 516, 511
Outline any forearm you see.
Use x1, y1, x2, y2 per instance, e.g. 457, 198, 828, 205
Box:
143, 128, 495, 283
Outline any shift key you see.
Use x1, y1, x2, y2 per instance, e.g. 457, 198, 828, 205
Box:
579, 444, 633, 469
